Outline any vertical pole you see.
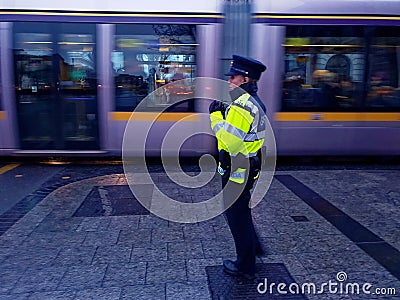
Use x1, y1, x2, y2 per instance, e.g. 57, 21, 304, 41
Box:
97, 24, 115, 151
221, 0, 252, 78
0, 22, 19, 150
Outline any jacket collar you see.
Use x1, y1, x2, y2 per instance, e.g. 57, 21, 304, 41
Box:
229, 82, 258, 101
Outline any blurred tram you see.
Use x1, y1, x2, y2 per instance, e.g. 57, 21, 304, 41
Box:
0, 0, 399, 156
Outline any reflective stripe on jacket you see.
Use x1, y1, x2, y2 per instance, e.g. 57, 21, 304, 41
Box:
210, 93, 265, 158
210, 110, 225, 151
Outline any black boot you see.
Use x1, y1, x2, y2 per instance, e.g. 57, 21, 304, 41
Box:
223, 260, 255, 280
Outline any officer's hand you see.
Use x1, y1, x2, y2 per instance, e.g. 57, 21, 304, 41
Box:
209, 100, 227, 114
219, 150, 230, 170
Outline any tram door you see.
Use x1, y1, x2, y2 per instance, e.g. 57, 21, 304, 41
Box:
13, 23, 99, 150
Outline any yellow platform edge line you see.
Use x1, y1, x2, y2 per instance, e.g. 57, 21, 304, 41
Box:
254, 15, 400, 21
2, 11, 224, 19
110, 112, 199, 122
275, 112, 400, 122
0, 163, 20, 175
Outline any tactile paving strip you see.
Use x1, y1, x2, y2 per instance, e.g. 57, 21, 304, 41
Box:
206, 263, 307, 299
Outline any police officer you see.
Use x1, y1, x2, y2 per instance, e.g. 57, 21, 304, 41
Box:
209, 55, 267, 280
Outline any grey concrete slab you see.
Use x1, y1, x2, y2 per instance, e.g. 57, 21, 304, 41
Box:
102, 262, 147, 287
76, 217, 111, 232
92, 244, 132, 264
130, 242, 168, 262
52, 246, 97, 266
201, 239, 236, 259
0, 245, 11, 261
33, 216, 81, 233
120, 284, 165, 300
74, 287, 121, 300
57, 264, 108, 291
82, 229, 120, 246
28, 290, 76, 299
0, 293, 30, 299
12, 266, 67, 294
0, 270, 23, 294
145, 260, 187, 284
108, 215, 140, 231
1, 246, 60, 269
182, 223, 218, 241
187, 258, 223, 282
296, 249, 387, 275
117, 228, 152, 245
138, 214, 169, 229
21, 230, 87, 249
166, 282, 211, 300
168, 241, 205, 260
260, 254, 309, 277
151, 227, 185, 243
212, 223, 235, 240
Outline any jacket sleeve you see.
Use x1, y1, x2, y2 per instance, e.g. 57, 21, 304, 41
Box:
215, 102, 253, 155
210, 111, 224, 134
209, 101, 227, 151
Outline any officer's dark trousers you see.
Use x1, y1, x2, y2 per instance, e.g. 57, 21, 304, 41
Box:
222, 157, 261, 275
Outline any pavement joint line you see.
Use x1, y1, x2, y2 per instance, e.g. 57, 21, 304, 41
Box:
276, 174, 400, 281
0, 163, 20, 175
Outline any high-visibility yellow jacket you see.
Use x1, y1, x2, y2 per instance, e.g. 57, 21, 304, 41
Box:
210, 93, 265, 158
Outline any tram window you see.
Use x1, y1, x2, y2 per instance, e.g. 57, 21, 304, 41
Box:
282, 25, 365, 112
13, 22, 99, 150
113, 24, 197, 112
366, 27, 400, 110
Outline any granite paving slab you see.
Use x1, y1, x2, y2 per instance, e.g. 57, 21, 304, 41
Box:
0, 165, 399, 299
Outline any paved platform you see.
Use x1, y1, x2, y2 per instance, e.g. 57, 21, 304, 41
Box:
0, 161, 399, 299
